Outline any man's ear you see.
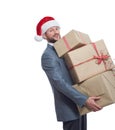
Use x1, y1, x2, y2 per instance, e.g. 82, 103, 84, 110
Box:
42, 33, 47, 39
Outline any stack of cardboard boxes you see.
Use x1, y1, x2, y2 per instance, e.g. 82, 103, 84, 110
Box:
54, 29, 115, 115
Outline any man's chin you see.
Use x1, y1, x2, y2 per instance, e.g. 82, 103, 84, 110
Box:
48, 39, 58, 43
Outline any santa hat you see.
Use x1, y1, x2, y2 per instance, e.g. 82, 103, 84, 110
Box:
35, 16, 60, 42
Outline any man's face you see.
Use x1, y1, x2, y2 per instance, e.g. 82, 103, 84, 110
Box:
43, 26, 61, 43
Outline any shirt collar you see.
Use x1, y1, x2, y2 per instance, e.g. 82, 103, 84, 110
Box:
48, 42, 54, 46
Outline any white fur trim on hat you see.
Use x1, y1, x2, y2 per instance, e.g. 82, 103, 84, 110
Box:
34, 35, 43, 42
41, 20, 60, 34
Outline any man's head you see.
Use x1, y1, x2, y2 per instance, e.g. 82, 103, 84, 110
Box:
35, 16, 61, 43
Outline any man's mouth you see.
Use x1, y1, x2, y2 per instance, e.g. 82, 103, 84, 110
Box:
53, 34, 59, 39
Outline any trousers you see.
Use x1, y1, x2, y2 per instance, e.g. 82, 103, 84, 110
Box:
63, 115, 87, 130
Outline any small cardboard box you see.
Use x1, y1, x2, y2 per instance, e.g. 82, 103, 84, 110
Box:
64, 39, 115, 83
73, 70, 115, 115
54, 29, 91, 57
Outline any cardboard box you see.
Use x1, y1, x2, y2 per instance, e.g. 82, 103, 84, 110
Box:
54, 30, 91, 57
64, 39, 115, 83
73, 70, 115, 115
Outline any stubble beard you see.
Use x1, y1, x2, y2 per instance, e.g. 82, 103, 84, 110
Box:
47, 34, 61, 43
48, 38, 57, 43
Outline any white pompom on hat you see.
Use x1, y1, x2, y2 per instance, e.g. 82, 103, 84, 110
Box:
35, 16, 60, 42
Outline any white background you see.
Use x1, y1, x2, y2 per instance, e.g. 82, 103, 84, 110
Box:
0, 0, 115, 130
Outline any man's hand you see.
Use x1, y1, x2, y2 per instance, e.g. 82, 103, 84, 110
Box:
85, 96, 102, 112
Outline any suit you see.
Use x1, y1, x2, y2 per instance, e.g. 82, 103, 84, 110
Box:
41, 44, 88, 122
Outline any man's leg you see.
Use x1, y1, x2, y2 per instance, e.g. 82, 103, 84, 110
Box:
63, 115, 87, 130
81, 114, 87, 130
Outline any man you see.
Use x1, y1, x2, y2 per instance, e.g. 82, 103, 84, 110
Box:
35, 16, 102, 130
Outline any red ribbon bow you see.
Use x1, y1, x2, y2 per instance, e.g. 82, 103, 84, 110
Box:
93, 54, 109, 64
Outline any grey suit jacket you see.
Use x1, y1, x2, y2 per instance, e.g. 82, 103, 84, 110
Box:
41, 44, 88, 121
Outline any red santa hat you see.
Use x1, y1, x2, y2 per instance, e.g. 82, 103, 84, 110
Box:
35, 16, 60, 41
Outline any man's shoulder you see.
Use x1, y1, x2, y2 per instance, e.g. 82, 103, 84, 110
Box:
41, 49, 54, 62
42, 45, 57, 57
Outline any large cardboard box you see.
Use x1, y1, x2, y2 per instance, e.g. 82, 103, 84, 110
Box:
64, 39, 115, 83
54, 30, 91, 57
73, 70, 115, 115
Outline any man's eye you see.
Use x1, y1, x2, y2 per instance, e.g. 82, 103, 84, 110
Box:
49, 30, 53, 32
56, 27, 60, 30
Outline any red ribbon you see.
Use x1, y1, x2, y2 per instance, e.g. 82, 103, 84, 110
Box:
63, 36, 71, 50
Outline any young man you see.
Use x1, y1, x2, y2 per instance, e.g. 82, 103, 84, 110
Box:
35, 16, 102, 130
